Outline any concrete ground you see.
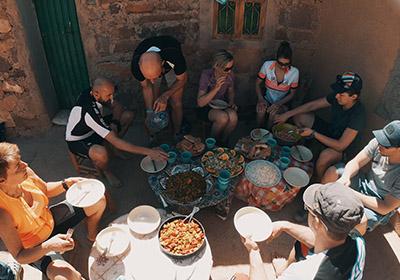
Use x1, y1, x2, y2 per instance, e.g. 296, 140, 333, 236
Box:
1, 120, 400, 279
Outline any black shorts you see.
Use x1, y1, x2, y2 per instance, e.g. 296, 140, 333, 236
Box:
196, 106, 212, 123
312, 115, 333, 138
30, 201, 87, 274
67, 133, 104, 158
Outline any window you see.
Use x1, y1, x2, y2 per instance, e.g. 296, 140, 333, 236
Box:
213, 0, 266, 39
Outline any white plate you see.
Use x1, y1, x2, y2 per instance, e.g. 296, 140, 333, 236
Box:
127, 205, 161, 235
140, 156, 167, 173
290, 145, 313, 162
66, 179, 105, 208
283, 167, 310, 188
250, 128, 272, 143
95, 227, 130, 257
234, 206, 272, 242
209, 99, 228, 110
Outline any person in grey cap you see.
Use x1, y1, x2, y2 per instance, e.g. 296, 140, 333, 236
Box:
322, 120, 400, 235
237, 182, 365, 280
274, 72, 366, 182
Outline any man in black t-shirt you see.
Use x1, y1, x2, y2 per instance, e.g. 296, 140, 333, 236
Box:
274, 72, 366, 181
131, 36, 188, 144
66, 77, 168, 188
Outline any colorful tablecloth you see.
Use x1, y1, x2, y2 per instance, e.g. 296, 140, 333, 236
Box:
147, 150, 238, 217
235, 145, 314, 211
88, 210, 213, 280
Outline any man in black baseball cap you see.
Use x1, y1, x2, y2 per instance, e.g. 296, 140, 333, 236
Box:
322, 120, 400, 235
237, 182, 365, 280
274, 71, 366, 183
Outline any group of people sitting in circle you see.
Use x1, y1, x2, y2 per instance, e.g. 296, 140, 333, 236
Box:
0, 34, 399, 280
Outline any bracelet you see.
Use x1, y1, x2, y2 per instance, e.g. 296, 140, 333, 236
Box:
311, 130, 316, 138
61, 179, 69, 192
146, 110, 154, 114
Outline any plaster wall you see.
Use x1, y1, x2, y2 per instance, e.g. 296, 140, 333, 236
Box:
0, 0, 51, 138
309, 0, 400, 143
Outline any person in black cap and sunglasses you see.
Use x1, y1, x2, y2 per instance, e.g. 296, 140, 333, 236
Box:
235, 182, 365, 280
322, 120, 400, 235
274, 72, 366, 182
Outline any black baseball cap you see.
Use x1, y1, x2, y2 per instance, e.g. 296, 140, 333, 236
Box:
330, 72, 363, 94
373, 120, 400, 148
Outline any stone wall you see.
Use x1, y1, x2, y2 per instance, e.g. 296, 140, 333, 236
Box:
75, 0, 319, 120
0, 0, 50, 138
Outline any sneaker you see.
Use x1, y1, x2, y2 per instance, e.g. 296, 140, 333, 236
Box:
293, 208, 308, 223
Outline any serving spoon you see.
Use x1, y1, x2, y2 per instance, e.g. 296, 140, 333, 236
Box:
183, 206, 200, 223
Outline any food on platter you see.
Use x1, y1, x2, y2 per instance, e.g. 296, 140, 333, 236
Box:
275, 130, 297, 142
245, 160, 281, 187
159, 219, 204, 256
177, 135, 205, 156
235, 136, 271, 160
165, 171, 207, 203
201, 147, 245, 177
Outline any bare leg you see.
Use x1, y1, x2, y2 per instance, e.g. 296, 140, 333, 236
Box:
83, 196, 106, 241
293, 113, 315, 128
321, 165, 340, 183
89, 145, 122, 188
221, 108, 238, 142
208, 109, 229, 140
117, 110, 134, 138
256, 107, 267, 127
271, 246, 296, 277
46, 259, 83, 280
170, 87, 184, 135
315, 148, 342, 181
354, 213, 368, 236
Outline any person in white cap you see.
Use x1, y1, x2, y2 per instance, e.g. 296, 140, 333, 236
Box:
235, 182, 365, 280
322, 120, 400, 235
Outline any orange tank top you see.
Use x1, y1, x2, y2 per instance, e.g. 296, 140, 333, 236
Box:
0, 178, 54, 249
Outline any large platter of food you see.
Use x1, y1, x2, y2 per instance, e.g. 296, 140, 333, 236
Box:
176, 135, 205, 156
272, 123, 302, 146
160, 166, 212, 206
245, 160, 281, 187
201, 147, 245, 177
235, 136, 271, 160
159, 216, 205, 258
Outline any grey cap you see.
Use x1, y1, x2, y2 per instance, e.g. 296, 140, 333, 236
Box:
372, 120, 400, 148
303, 182, 364, 235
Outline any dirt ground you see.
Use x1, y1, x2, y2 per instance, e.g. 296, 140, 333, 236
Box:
1, 120, 400, 279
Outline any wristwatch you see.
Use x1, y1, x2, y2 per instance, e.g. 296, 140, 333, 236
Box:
61, 179, 69, 192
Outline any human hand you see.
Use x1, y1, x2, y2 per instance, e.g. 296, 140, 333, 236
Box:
64, 177, 85, 188
337, 176, 351, 187
256, 100, 268, 114
43, 234, 74, 253
229, 103, 238, 111
297, 127, 312, 137
149, 148, 169, 162
216, 76, 227, 90
267, 103, 280, 114
240, 235, 259, 252
266, 221, 286, 243
153, 95, 168, 113
273, 112, 289, 124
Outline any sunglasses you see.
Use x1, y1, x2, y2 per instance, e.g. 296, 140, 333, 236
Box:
277, 60, 291, 67
223, 65, 234, 72
304, 204, 329, 232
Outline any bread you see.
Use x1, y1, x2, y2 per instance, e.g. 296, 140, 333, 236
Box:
184, 135, 197, 143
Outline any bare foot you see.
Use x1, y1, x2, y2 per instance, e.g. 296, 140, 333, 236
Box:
104, 171, 122, 188
271, 252, 288, 277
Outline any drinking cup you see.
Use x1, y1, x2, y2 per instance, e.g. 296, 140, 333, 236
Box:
205, 138, 216, 150
267, 138, 277, 150
167, 152, 177, 165
281, 146, 291, 157
280, 156, 291, 170
160, 144, 170, 153
181, 151, 192, 163
218, 170, 231, 191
